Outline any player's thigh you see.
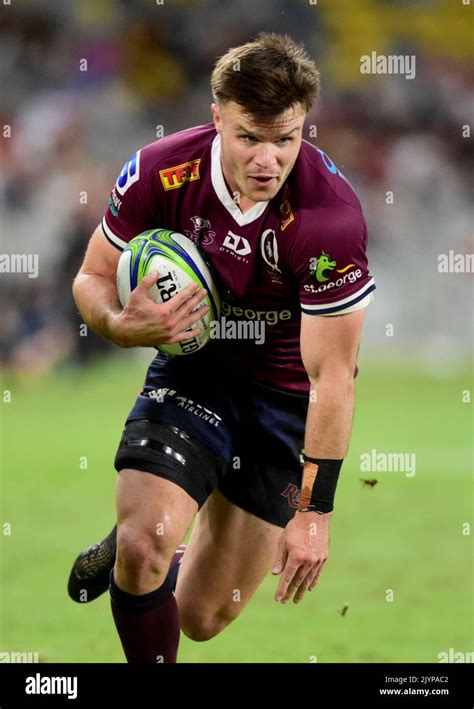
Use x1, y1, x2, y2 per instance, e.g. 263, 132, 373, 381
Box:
176, 489, 282, 636
114, 354, 233, 558
113, 415, 228, 581
115, 468, 198, 557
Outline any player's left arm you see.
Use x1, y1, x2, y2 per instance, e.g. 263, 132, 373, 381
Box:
272, 308, 366, 604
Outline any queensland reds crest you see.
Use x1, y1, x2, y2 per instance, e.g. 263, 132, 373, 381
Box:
261, 228, 284, 284
185, 216, 215, 246
261, 229, 281, 273
281, 483, 301, 509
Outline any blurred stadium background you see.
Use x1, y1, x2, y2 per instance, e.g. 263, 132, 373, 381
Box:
0, 0, 472, 663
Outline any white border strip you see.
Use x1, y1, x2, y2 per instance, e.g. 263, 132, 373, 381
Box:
102, 217, 128, 251
300, 277, 375, 312
319, 292, 374, 316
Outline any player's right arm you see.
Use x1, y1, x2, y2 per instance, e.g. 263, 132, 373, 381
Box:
72, 223, 208, 348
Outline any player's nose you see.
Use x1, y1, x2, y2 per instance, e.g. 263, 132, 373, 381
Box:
253, 143, 278, 169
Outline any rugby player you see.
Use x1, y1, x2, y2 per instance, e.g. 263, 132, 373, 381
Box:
68, 33, 375, 663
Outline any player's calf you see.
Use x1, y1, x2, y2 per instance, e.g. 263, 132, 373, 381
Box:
180, 604, 242, 642
110, 470, 197, 663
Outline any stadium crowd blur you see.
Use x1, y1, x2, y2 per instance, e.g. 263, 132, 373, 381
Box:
0, 0, 472, 374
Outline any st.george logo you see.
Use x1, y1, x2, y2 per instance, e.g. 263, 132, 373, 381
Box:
309, 251, 355, 283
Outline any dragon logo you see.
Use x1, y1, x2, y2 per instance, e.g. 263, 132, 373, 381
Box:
309, 251, 355, 283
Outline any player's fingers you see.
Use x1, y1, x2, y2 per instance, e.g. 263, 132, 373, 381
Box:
165, 325, 205, 344
128, 271, 162, 305
135, 270, 160, 294
283, 561, 313, 603
275, 557, 302, 602
167, 282, 203, 311
272, 538, 289, 577
172, 287, 208, 317
293, 564, 319, 604
168, 305, 209, 337
307, 559, 327, 592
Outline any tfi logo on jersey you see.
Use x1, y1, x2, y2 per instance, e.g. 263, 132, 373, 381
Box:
159, 159, 201, 191
309, 251, 355, 283
281, 483, 301, 509
116, 151, 140, 196
221, 231, 251, 262
185, 216, 215, 246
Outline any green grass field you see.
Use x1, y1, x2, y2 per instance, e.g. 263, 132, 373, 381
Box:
1, 353, 472, 663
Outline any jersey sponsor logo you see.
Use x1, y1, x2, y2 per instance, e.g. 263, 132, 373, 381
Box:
116, 151, 140, 195
221, 300, 292, 326
159, 159, 201, 191
304, 268, 363, 294
108, 187, 122, 216
316, 147, 339, 175
184, 216, 215, 246
315, 146, 352, 186
221, 230, 251, 261
281, 483, 301, 509
279, 189, 294, 231
309, 251, 355, 283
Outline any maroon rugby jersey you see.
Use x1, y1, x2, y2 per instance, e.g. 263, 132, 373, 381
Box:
102, 123, 375, 392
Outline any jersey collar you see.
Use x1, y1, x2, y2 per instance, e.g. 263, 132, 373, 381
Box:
211, 134, 269, 227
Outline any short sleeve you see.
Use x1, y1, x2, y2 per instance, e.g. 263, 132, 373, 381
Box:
292, 204, 376, 316
101, 146, 159, 251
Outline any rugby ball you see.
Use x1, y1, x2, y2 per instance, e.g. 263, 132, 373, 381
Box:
116, 228, 220, 355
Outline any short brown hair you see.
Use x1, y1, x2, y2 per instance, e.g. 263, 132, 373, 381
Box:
211, 33, 320, 120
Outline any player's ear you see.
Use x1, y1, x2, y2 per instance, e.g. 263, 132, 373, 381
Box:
211, 103, 222, 132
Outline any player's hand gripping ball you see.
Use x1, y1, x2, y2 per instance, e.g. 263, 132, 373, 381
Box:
117, 229, 220, 355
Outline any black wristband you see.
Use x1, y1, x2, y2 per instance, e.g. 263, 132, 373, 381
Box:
301, 452, 325, 465
298, 454, 343, 514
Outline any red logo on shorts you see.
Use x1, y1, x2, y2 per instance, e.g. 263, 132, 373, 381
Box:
281, 483, 301, 509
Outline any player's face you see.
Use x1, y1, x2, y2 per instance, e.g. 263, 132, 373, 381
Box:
212, 101, 306, 205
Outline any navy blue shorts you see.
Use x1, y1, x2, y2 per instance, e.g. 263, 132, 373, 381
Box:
114, 353, 308, 528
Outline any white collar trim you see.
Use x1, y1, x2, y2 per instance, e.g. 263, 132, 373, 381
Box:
211, 134, 269, 227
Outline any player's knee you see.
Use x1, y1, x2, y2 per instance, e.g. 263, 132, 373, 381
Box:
115, 525, 170, 590
181, 606, 240, 642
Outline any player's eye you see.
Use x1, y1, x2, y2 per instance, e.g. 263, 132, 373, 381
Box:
277, 137, 293, 145
239, 135, 258, 143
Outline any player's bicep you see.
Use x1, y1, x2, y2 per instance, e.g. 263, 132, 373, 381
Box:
300, 309, 365, 381
76, 223, 122, 282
